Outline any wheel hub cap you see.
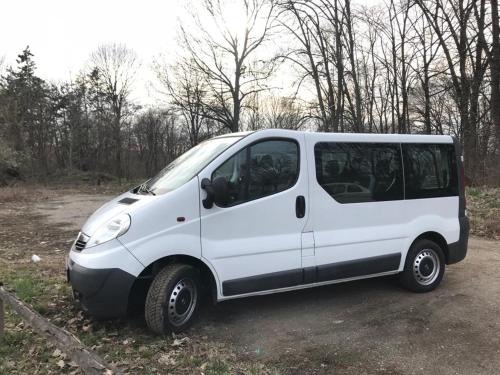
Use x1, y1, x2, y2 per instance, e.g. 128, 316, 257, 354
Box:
413, 249, 440, 286
166, 278, 197, 327
175, 289, 191, 315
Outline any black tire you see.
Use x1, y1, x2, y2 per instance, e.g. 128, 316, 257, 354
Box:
399, 239, 445, 293
145, 263, 201, 334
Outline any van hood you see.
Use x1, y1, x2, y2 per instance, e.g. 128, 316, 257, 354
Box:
81, 191, 153, 237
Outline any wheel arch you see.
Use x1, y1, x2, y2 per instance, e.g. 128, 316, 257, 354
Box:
409, 231, 450, 264
127, 254, 219, 314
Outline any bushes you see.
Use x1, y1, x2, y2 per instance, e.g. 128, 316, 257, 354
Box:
0, 140, 26, 186
467, 187, 500, 239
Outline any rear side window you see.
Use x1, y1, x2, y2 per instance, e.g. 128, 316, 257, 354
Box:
213, 139, 299, 206
315, 143, 404, 203
403, 144, 458, 199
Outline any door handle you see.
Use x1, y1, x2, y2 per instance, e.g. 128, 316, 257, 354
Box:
296, 196, 306, 218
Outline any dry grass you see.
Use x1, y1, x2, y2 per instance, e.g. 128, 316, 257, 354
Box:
0, 185, 56, 203
467, 186, 500, 240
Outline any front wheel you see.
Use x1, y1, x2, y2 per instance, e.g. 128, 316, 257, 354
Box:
399, 239, 445, 292
145, 263, 201, 334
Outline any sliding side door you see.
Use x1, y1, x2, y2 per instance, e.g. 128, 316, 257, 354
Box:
309, 137, 406, 282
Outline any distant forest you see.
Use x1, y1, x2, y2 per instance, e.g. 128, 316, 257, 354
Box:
0, 0, 499, 185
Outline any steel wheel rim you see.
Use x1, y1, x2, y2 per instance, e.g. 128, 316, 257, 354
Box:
166, 278, 197, 327
413, 249, 440, 286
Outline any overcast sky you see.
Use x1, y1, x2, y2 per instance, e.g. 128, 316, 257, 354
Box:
0, 0, 381, 105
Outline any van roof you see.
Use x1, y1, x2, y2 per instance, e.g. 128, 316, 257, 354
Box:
215, 129, 454, 144
214, 131, 254, 139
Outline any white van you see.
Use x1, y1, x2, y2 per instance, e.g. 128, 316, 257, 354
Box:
67, 129, 469, 333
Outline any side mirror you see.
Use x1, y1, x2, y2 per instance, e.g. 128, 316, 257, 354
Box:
201, 177, 230, 208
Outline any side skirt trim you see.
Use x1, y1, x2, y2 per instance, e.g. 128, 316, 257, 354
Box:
219, 270, 399, 301
222, 268, 302, 296
222, 253, 401, 296
316, 253, 401, 282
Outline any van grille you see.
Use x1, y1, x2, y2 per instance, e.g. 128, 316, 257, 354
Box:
74, 232, 89, 252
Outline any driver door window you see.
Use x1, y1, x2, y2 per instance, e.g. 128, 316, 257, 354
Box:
212, 139, 299, 207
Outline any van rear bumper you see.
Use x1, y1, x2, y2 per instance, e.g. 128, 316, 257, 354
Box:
447, 216, 470, 264
67, 260, 136, 319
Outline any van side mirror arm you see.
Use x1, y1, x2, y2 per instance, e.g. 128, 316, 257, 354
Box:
201, 178, 214, 209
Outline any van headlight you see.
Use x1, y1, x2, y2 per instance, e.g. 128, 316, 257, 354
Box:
86, 214, 131, 248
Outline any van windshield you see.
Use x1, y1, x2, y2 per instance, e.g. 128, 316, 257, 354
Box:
143, 136, 241, 195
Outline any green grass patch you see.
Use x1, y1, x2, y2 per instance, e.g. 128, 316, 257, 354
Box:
80, 331, 103, 348
0, 308, 56, 375
10, 276, 44, 303
177, 353, 204, 368
0, 329, 33, 355
206, 358, 231, 375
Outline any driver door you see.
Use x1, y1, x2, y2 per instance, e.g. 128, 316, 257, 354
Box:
199, 134, 309, 297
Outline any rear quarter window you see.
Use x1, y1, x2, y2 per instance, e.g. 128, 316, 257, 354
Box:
403, 143, 458, 199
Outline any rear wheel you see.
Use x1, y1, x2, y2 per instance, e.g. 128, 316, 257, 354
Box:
145, 263, 201, 334
399, 239, 445, 292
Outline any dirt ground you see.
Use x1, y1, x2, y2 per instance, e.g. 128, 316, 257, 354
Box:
1, 187, 500, 374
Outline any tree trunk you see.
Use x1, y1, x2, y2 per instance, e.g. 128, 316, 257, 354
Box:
345, 0, 363, 132
491, 0, 500, 184
423, 59, 432, 134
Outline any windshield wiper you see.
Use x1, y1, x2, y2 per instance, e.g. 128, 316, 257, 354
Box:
138, 181, 156, 196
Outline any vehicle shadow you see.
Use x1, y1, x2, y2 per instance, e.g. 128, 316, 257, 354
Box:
196, 274, 404, 329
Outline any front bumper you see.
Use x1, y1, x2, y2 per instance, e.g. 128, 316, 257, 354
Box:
67, 258, 136, 319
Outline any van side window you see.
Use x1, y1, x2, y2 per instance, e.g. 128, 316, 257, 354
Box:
403, 144, 458, 199
314, 143, 404, 203
212, 139, 299, 207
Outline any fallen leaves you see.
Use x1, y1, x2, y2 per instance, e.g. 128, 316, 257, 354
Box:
158, 353, 177, 366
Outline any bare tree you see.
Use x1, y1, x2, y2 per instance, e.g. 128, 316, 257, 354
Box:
180, 0, 277, 132
265, 95, 309, 129
89, 43, 138, 178
409, 11, 441, 134
415, 0, 489, 179
134, 109, 181, 176
342, 0, 364, 132
278, 0, 342, 131
155, 57, 212, 146
489, 0, 500, 182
